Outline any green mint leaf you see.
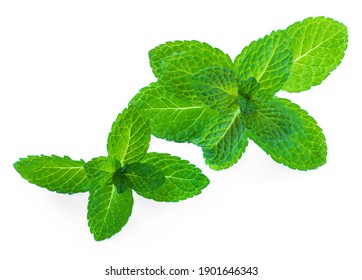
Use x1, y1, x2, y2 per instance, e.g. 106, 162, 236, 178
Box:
237, 77, 260, 115
234, 30, 293, 98
238, 77, 260, 98
242, 98, 292, 140
13, 155, 90, 194
248, 98, 327, 170
84, 156, 121, 186
159, 49, 233, 101
122, 162, 165, 196
140, 152, 209, 202
237, 78, 261, 114
199, 110, 248, 170
282, 17, 348, 92
191, 66, 239, 110
112, 169, 131, 194
129, 83, 217, 144
87, 183, 133, 241
107, 106, 150, 165
149, 40, 233, 79
238, 95, 256, 114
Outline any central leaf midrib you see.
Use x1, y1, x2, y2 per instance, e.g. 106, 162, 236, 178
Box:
98, 185, 116, 237
294, 29, 343, 63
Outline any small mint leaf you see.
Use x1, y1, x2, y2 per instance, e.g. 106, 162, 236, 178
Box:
141, 153, 209, 202
234, 30, 293, 98
87, 183, 133, 241
191, 66, 239, 110
107, 106, 150, 165
112, 168, 131, 194
84, 156, 121, 187
13, 155, 90, 194
282, 17, 348, 92
238, 77, 260, 97
237, 95, 256, 114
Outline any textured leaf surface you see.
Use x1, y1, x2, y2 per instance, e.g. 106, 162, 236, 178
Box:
282, 17, 348, 92
160, 49, 233, 100
238, 95, 256, 115
107, 106, 150, 165
242, 98, 292, 140
237, 78, 261, 114
191, 66, 239, 110
238, 77, 260, 98
112, 170, 131, 194
87, 184, 133, 241
199, 110, 248, 170
140, 153, 209, 202
84, 156, 120, 187
234, 30, 293, 98
123, 162, 165, 195
129, 83, 217, 143
248, 98, 326, 170
149, 40, 232, 78
14, 155, 90, 194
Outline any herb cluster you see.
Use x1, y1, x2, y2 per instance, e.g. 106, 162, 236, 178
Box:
14, 17, 348, 240
131, 17, 348, 170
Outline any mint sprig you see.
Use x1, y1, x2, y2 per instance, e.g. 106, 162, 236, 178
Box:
131, 16, 348, 171
13, 16, 348, 241
14, 106, 210, 241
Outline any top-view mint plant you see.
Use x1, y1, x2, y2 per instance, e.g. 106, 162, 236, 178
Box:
14, 106, 209, 241
14, 16, 348, 241
130, 17, 348, 170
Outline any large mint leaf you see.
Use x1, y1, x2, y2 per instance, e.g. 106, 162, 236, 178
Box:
199, 110, 248, 170
13, 155, 90, 194
123, 162, 165, 196
129, 83, 217, 144
248, 98, 326, 170
149, 40, 232, 78
242, 98, 292, 140
107, 106, 150, 165
140, 153, 209, 202
84, 156, 120, 186
234, 30, 293, 98
282, 17, 348, 92
87, 183, 133, 241
191, 66, 239, 110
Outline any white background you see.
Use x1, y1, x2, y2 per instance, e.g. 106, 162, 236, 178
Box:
0, 0, 361, 279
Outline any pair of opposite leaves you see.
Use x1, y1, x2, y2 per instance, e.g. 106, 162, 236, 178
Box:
14, 17, 348, 241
